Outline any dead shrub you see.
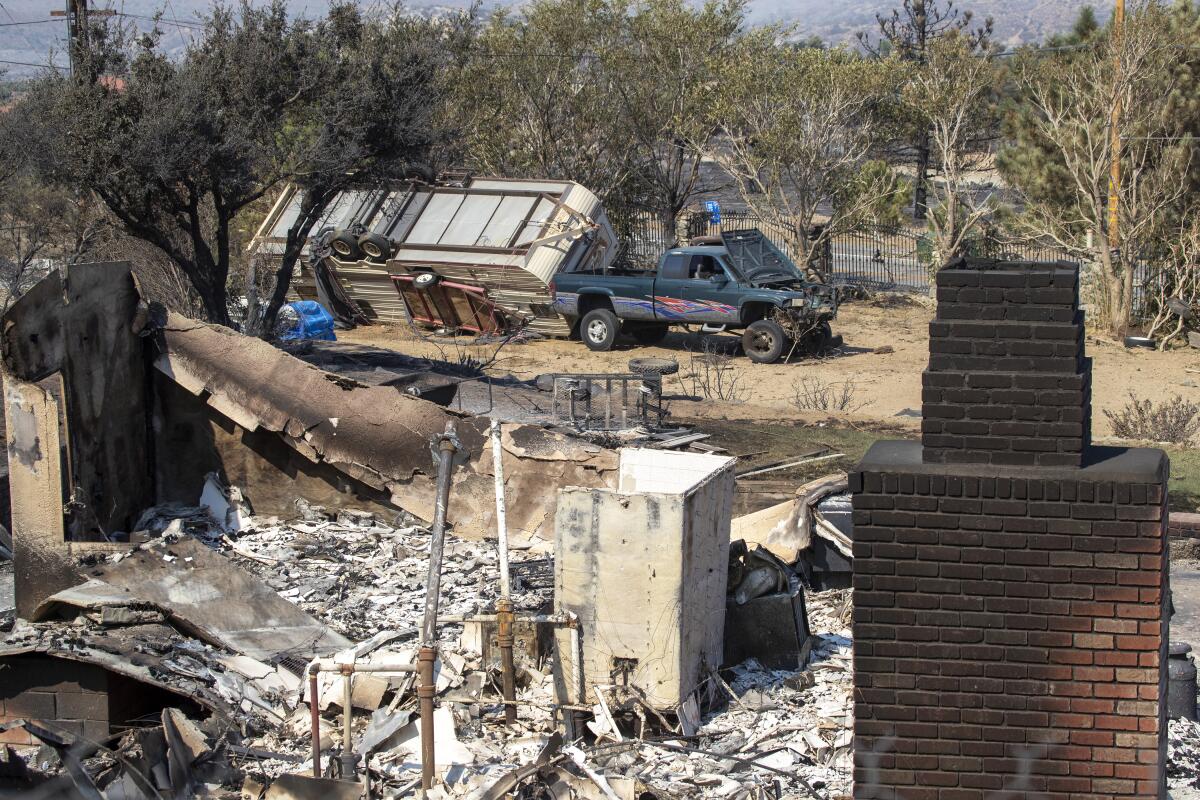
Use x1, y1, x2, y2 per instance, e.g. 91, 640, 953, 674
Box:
1104, 392, 1200, 445
791, 376, 870, 413
680, 342, 748, 403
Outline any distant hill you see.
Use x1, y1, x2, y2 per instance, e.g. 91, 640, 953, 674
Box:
755, 0, 1115, 48
0, 0, 1111, 79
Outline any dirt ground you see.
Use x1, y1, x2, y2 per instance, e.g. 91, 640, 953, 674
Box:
339, 296, 1200, 441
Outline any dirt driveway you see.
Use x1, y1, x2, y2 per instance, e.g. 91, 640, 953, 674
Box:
338, 297, 1200, 440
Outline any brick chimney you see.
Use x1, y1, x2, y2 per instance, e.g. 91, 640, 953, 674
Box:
923, 261, 1090, 467
851, 259, 1169, 799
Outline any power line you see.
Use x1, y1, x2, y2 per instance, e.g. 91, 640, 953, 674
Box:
0, 57, 68, 70
113, 10, 203, 29
0, 18, 59, 27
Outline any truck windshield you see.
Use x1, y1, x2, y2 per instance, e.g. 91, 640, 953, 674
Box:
720, 229, 806, 283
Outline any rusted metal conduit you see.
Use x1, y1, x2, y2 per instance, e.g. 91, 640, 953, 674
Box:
420, 422, 460, 791
307, 660, 418, 779
490, 419, 518, 726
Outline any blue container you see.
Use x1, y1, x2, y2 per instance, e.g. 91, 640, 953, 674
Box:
279, 301, 336, 342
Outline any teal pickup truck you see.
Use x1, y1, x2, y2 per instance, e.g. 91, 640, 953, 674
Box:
550, 229, 840, 363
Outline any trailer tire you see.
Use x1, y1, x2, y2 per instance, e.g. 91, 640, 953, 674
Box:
581, 308, 619, 352
329, 229, 361, 260
358, 233, 393, 262
743, 319, 788, 364
628, 357, 679, 376
413, 271, 441, 291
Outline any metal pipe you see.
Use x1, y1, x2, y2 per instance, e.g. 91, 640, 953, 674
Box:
418, 646, 437, 791
309, 672, 321, 778
496, 597, 517, 725
307, 659, 418, 780
419, 422, 458, 791
490, 419, 511, 599
490, 419, 518, 726
571, 614, 586, 734
342, 668, 354, 777
421, 421, 458, 646
441, 613, 576, 626
311, 661, 417, 674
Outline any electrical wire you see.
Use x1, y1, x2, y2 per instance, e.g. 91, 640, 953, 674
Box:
0, 19, 60, 27
0, 57, 68, 70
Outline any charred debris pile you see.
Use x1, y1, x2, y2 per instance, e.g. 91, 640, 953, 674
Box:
0, 263, 858, 799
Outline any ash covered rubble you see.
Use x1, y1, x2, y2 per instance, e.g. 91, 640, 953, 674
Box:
0, 499, 855, 799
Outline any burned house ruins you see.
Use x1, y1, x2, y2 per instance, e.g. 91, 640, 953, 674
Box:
0, 255, 1186, 798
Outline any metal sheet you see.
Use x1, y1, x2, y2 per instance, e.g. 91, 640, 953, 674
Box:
87, 537, 352, 660
406, 193, 465, 244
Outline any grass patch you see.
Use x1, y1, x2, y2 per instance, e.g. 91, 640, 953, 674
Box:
676, 417, 912, 486
1167, 445, 1200, 513
681, 417, 1200, 513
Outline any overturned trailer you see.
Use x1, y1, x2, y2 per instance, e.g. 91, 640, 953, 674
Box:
251, 177, 618, 337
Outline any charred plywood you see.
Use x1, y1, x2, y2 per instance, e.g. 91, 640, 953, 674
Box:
5, 380, 72, 620
1, 263, 152, 539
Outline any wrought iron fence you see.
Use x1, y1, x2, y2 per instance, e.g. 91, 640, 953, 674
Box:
617, 208, 1088, 295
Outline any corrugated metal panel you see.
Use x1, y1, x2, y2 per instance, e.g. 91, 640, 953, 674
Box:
391, 249, 524, 268
468, 178, 571, 193
522, 183, 612, 284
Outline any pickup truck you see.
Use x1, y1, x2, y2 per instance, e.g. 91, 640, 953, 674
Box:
550, 229, 839, 363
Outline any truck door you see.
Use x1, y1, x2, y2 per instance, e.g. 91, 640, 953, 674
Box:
681, 255, 742, 325
652, 251, 695, 322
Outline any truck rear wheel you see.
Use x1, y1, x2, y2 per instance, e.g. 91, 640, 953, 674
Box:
743, 319, 788, 364
630, 324, 669, 345
581, 308, 619, 352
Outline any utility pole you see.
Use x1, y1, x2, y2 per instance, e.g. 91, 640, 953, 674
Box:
51, 0, 110, 81
1107, 0, 1125, 251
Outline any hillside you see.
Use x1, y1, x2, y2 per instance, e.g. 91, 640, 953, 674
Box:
756, 0, 1115, 47
0, 0, 1110, 78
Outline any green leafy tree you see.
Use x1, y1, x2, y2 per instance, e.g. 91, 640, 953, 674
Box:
708, 41, 908, 270
257, 4, 458, 335
449, 0, 746, 238
15, 2, 312, 324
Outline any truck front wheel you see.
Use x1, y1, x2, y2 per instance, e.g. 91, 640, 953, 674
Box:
581, 308, 619, 352
743, 319, 788, 364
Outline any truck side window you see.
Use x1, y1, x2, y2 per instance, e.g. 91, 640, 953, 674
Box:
689, 255, 719, 280
661, 253, 689, 280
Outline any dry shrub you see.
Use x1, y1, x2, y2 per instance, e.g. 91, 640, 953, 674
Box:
1104, 392, 1200, 445
681, 341, 748, 403
791, 376, 870, 413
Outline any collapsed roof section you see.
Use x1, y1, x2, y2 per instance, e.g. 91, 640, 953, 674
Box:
1, 262, 617, 619
250, 178, 618, 336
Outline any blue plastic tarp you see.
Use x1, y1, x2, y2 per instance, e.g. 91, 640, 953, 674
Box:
278, 300, 337, 341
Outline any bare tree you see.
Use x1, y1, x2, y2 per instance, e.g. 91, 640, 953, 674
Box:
1001, 3, 1191, 337
1143, 209, 1200, 348
902, 34, 1000, 268
859, 0, 993, 220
